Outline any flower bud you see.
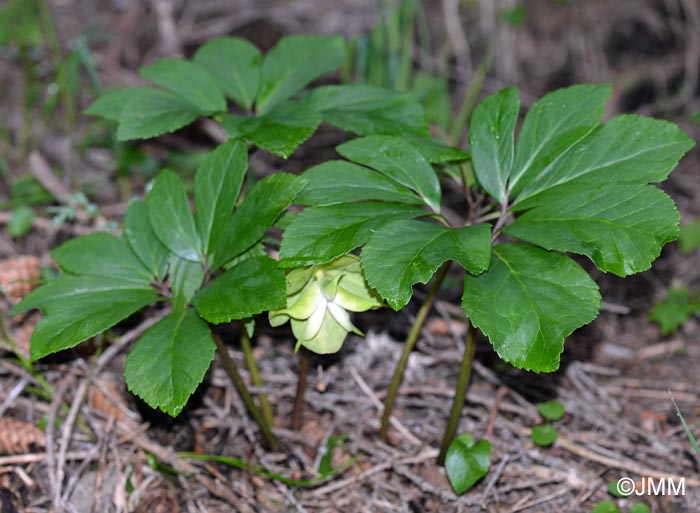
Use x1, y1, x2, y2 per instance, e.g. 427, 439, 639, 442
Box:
269, 255, 382, 353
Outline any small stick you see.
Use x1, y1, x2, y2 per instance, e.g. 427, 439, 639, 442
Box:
292, 347, 310, 431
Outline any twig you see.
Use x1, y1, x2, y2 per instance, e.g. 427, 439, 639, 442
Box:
309, 449, 438, 498
349, 367, 422, 447
555, 436, 700, 487
485, 386, 508, 438
507, 486, 570, 513
0, 451, 92, 466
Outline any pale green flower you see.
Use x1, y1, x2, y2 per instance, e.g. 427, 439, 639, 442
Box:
270, 255, 382, 353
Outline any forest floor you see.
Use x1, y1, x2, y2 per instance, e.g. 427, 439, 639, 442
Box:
1, 1, 699, 512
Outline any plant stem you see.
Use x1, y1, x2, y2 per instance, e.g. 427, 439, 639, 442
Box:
437, 322, 477, 465
239, 322, 273, 427
292, 346, 310, 431
379, 261, 451, 440
449, 43, 494, 146
213, 334, 279, 451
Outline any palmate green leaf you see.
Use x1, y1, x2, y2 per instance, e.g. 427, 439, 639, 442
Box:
84, 87, 151, 122
140, 58, 226, 113
362, 221, 491, 310
445, 434, 491, 495
505, 184, 680, 276
279, 202, 426, 267
51, 232, 153, 284
514, 115, 695, 203
193, 36, 261, 109
222, 101, 320, 158
337, 135, 441, 212
508, 84, 610, 195
193, 257, 286, 324
194, 140, 248, 255
125, 309, 215, 417
302, 84, 428, 136
469, 86, 519, 202
295, 161, 425, 206
148, 169, 202, 263
169, 255, 204, 314
257, 35, 346, 114
124, 200, 169, 281
462, 244, 600, 372
211, 173, 306, 269
11, 277, 160, 360
117, 89, 204, 141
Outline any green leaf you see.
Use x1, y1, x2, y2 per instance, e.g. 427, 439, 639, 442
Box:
302, 84, 428, 136
140, 58, 226, 113
169, 255, 204, 314
257, 35, 346, 114
148, 169, 201, 262
51, 232, 153, 284
403, 134, 469, 164
194, 140, 248, 255
629, 504, 650, 513
648, 287, 699, 334
462, 244, 600, 372
23, 280, 158, 360
337, 135, 441, 212
444, 434, 491, 495
607, 481, 626, 498
591, 501, 621, 513
117, 89, 203, 141
469, 86, 519, 202
84, 87, 151, 122
362, 221, 492, 310
531, 425, 557, 446
506, 185, 680, 276
530, 424, 558, 447
12, 276, 157, 313
222, 101, 320, 158
296, 160, 425, 206
212, 173, 306, 269
279, 202, 426, 267
193, 257, 286, 324
7, 206, 33, 237
412, 72, 451, 132
193, 36, 261, 109
124, 309, 215, 416
124, 200, 169, 281
679, 220, 700, 253
515, 115, 695, 203
536, 401, 565, 421
508, 84, 610, 194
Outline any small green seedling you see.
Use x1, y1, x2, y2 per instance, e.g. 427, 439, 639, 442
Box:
536, 400, 565, 421
649, 286, 700, 334
592, 501, 621, 513
444, 433, 491, 495
629, 503, 651, 513
531, 424, 558, 447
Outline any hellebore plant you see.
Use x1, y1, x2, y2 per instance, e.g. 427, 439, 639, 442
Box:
13, 31, 695, 477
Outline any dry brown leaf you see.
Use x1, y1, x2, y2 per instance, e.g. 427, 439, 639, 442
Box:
89, 379, 127, 422
0, 418, 45, 455
135, 488, 179, 513
0, 256, 41, 304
